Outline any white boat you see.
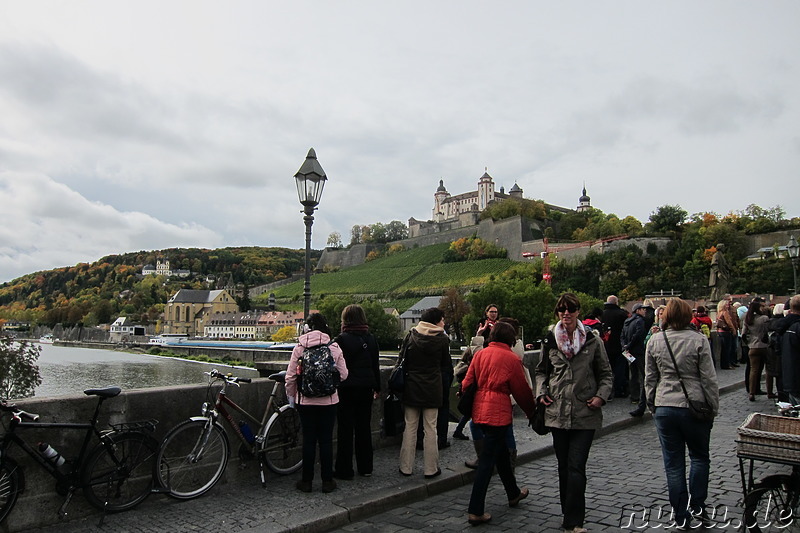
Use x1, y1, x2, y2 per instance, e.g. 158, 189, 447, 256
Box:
39, 334, 55, 344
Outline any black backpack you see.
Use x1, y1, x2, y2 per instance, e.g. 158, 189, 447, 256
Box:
299, 342, 340, 397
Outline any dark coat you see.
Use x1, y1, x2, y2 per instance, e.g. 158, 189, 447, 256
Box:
401, 325, 451, 408
335, 330, 381, 391
601, 303, 628, 356
622, 313, 647, 357
771, 314, 800, 394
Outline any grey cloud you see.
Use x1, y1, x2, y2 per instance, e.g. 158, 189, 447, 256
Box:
608, 77, 784, 135
0, 172, 222, 282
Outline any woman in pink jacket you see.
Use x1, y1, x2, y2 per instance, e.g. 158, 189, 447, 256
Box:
461, 321, 536, 525
285, 313, 348, 494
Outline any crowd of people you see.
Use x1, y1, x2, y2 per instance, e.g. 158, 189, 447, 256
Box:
282, 292, 800, 531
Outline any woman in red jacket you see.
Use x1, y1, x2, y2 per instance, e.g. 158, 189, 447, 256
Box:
462, 321, 536, 525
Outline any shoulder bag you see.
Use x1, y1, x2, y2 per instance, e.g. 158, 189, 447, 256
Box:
388, 333, 410, 393
661, 331, 715, 422
532, 352, 552, 435
457, 381, 477, 417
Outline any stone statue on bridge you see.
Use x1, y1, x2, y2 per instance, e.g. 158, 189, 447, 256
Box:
709, 243, 730, 302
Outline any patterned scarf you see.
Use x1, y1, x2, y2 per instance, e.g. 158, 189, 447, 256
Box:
554, 320, 586, 360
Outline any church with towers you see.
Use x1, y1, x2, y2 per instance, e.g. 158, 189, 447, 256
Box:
408, 170, 592, 238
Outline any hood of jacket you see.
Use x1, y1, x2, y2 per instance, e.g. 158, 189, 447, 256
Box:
298, 330, 332, 348
413, 320, 445, 337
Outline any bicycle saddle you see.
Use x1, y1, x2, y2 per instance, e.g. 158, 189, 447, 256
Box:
84, 387, 122, 398
268, 371, 287, 383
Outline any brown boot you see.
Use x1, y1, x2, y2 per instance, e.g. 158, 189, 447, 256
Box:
465, 439, 483, 469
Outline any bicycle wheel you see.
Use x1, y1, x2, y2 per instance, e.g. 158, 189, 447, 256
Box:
82, 432, 158, 513
743, 477, 800, 533
261, 405, 303, 475
155, 418, 230, 500
0, 460, 21, 524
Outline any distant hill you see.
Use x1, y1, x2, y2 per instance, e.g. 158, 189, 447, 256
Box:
0, 247, 314, 326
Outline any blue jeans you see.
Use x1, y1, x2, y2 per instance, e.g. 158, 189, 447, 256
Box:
468, 424, 521, 515
653, 406, 712, 525
469, 420, 516, 449
551, 428, 595, 529
297, 404, 337, 483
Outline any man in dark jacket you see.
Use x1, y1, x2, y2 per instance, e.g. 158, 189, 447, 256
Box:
601, 295, 630, 398
622, 303, 647, 416
398, 307, 452, 478
770, 295, 800, 403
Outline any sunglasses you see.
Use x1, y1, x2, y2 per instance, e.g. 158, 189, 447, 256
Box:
556, 304, 580, 314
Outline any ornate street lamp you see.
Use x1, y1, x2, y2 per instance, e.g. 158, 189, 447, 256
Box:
294, 148, 327, 319
788, 234, 799, 295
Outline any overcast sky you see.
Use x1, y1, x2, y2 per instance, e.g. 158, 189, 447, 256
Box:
1, 1, 798, 283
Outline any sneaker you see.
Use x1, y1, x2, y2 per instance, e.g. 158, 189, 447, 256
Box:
321, 479, 337, 493
296, 480, 312, 493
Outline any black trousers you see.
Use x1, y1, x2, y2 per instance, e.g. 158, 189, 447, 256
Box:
335, 387, 374, 477
297, 404, 337, 483
552, 428, 596, 529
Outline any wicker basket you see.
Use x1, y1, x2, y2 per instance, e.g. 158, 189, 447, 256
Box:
736, 413, 800, 463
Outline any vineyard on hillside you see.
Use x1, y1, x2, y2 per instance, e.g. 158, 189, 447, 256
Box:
263, 243, 516, 303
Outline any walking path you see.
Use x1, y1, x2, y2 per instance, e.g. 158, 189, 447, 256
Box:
28, 367, 769, 533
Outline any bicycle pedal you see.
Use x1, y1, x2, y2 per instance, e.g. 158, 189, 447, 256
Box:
151, 486, 172, 494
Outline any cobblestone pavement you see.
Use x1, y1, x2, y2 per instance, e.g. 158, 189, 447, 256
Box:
23, 367, 772, 533
339, 375, 779, 533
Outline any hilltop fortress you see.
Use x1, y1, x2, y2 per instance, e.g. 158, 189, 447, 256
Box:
316, 171, 666, 272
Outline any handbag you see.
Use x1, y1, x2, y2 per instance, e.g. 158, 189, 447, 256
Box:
388, 361, 405, 393
662, 331, 715, 422
457, 382, 477, 417
532, 402, 549, 436
388, 333, 410, 393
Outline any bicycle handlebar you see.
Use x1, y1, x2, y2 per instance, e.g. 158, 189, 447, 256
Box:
205, 369, 251, 385
1, 401, 40, 422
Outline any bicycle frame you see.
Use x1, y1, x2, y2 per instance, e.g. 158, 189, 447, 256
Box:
1, 397, 110, 486
213, 383, 276, 449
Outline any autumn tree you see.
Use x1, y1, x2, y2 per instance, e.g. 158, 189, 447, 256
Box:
327, 231, 343, 248
439, 287, 470, 343
0, 335, 42, 399
271, 325, 297, 342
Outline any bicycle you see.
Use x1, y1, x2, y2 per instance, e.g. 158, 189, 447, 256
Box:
154, 369, 302, 500
739, 401, 800, 533
0, 387, 158, 524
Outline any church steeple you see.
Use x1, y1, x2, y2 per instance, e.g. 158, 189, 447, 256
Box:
577, 183, 591, 212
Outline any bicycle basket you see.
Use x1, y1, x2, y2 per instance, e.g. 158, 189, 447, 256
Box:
736, 413, 800, 463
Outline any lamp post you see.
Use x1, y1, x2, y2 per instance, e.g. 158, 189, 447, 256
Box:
294, 148, 327, 319
788, 234, 800, 295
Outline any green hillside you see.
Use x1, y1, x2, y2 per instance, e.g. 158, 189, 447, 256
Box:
265, 243, 515, 303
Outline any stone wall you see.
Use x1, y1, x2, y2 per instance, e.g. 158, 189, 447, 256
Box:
5, 369, 405, 531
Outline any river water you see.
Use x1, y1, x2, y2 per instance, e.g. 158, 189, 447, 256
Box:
34, 343, 259, 399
